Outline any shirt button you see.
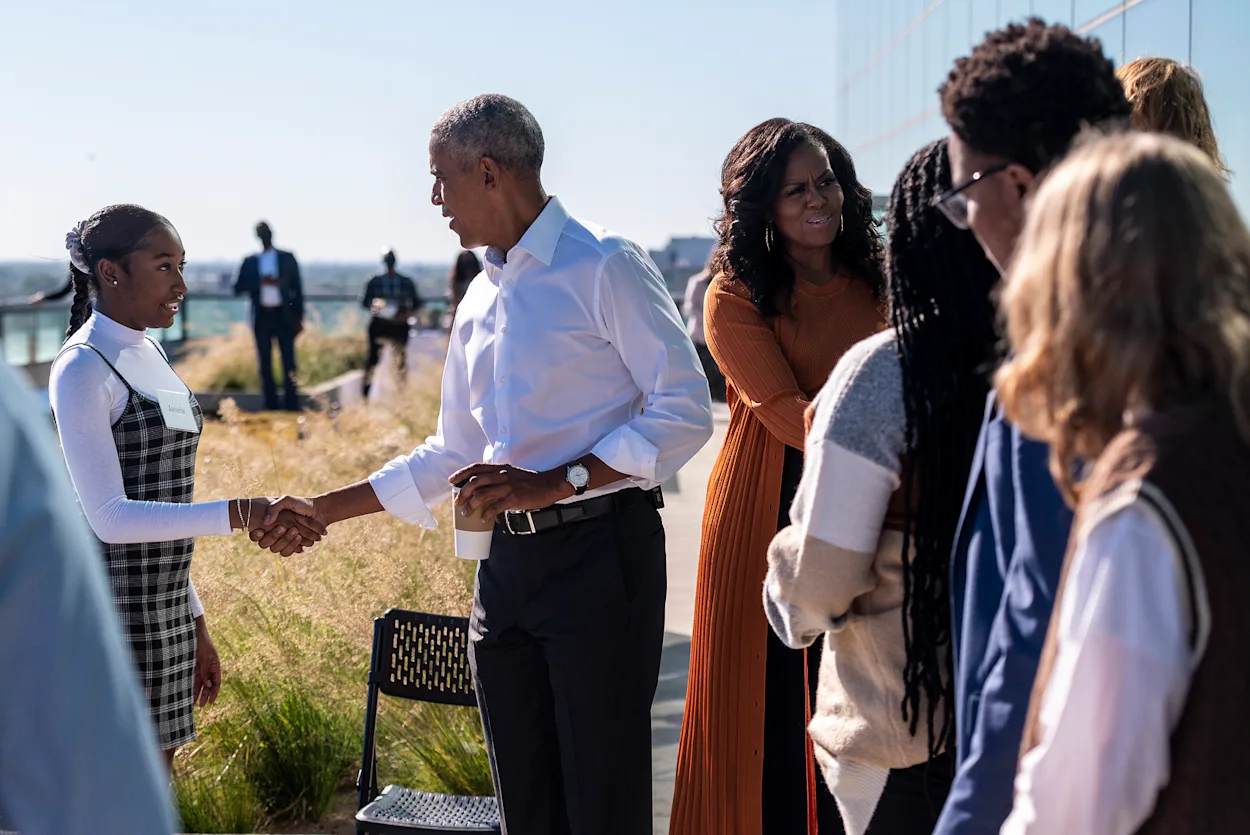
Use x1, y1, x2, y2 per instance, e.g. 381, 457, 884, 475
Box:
501, 326, 508, 334
498, 377, 506, 385
501, 427, 509, 434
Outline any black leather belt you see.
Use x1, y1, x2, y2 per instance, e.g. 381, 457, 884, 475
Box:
497, 487, 664, 536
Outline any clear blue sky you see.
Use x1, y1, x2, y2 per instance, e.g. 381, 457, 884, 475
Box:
3, 0, 843, 263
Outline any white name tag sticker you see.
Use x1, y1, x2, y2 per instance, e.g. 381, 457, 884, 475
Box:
156, 390, 200, 433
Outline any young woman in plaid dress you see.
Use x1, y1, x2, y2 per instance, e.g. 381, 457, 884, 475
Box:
48, 205, 326, 765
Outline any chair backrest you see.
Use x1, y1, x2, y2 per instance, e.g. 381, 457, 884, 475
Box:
374, 608, 477, 707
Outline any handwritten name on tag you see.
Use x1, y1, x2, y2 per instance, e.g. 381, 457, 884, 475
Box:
156, 389, 200, 433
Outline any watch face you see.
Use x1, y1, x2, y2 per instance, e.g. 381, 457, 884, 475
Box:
568, 464, 590, 487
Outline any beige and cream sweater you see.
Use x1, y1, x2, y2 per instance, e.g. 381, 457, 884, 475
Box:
763, 329, 946, 795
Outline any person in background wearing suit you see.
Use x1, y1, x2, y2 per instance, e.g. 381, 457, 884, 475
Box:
233, 221, 305, 411
361, 249, 421, 397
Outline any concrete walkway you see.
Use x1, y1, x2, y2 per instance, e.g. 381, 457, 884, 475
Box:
652, 402, 728, 833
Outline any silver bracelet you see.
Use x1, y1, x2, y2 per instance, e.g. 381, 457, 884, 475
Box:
244, 497, 253, 532
234, 496, 244, 533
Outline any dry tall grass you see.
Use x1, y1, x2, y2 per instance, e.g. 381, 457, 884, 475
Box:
176, 352, 486, 832
177, 325, 368, 392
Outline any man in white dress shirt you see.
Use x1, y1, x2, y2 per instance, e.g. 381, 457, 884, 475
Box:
260, 94, 714, 834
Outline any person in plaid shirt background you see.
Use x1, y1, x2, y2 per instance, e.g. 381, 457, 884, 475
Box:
361, 248, 422, 397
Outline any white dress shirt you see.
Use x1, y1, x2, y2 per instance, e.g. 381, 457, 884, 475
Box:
368, 196, 713, 529
258, 247, 282, 308
1002, 493, 1209, 835
50, 312, 230, 616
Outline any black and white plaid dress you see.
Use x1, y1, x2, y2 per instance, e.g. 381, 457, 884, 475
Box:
66, 344, 202, 750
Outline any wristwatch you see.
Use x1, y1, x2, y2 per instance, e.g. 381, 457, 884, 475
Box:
566, 462, 591, 496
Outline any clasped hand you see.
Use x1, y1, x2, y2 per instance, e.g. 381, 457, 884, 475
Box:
240, 497, 328, 557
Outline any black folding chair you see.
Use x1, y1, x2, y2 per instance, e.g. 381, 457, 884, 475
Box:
356, 609, 501, 834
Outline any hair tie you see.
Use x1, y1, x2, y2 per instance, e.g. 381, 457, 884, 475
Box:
65, 221, 90, 274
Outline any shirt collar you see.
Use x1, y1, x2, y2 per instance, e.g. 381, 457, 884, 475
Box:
484, 196, 569, 276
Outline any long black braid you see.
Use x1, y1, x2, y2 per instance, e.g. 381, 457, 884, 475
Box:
63, 204, 171, 339
888, 140, 1002, 757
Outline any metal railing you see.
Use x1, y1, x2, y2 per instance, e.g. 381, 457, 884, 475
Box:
1, 293, 451, 368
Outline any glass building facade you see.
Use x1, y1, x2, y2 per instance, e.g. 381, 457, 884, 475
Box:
833, 0, 1250, 212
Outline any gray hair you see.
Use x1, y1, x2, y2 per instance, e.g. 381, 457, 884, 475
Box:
430, 94, 545, 178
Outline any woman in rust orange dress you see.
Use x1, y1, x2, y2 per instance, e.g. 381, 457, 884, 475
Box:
671, 119, 885, 835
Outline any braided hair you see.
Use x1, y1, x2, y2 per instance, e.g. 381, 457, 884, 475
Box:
709, 118, 885, 317
64, 204, 171, 339
888, 140, 1001, 757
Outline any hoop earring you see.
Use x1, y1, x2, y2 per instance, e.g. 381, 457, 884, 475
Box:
765, 222, 775, 252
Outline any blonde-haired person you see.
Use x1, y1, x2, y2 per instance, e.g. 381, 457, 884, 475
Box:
999, 131, 1250, 834
1118, 56, 1229, 175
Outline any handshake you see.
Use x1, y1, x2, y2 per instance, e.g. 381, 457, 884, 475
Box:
229, 460, 576, 557
232, 496, 330, 557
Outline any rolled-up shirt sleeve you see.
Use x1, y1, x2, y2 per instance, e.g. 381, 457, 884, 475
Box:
589, 245, 714, 483
368, 326, 488, 527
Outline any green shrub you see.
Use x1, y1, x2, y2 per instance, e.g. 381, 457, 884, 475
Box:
219, 680, 359, 822
173, 737, 265, 834
379, 702, 493, 797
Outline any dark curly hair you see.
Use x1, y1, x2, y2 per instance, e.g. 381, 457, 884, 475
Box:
940, 18, 1130, 174
64, 204, 172, 339
887, 140, 1001, 757
709, 118, 885, 318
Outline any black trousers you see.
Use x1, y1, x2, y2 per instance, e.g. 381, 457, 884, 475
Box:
763, 445, 842, 833
253, 307, 299, 410
694, 342, 726, 402
469, 492, 667, 835
861, 751, 955, 835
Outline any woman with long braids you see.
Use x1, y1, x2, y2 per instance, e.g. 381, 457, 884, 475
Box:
48, 204, 325, 766
671, 119, 885, 835
764, 139, 1000, 834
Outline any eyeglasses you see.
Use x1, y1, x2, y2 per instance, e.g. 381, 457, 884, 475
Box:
932, 162, 1011, 229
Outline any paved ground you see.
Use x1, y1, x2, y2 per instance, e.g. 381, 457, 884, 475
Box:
651, 402, 728, 834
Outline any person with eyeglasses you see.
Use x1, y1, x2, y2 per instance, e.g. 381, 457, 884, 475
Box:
929, 20, 1131, 835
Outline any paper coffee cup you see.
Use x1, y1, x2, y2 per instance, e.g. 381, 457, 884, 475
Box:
452, 485, 495, 560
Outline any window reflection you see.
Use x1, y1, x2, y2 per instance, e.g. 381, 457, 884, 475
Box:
947, 0, 973, 61
972, 0, 1000, 41
1000, 0, 1032, 25
1075, 1, 1120, 28
1192, 0, 1250, 212
831, 0, 1250, 217
1124, 0, 1191, 64
1031, 0, 1074, 26
1085, 15, 1125, 65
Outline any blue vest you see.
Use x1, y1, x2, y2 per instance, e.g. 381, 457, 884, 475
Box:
935, 394, 1074, 835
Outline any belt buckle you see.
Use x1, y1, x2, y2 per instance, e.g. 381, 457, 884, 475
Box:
504, 510, 537, 536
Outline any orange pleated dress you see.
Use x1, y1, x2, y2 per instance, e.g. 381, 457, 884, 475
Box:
670, 271, 884, 835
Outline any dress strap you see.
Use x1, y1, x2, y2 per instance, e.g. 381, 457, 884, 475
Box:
57, 342, 139, 397
145, 335, 173, 366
